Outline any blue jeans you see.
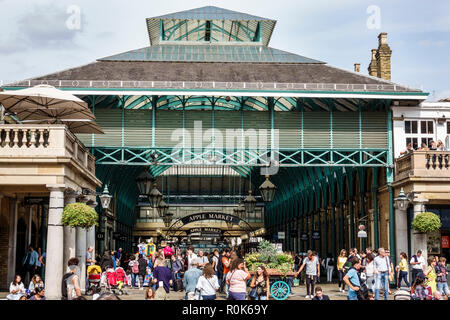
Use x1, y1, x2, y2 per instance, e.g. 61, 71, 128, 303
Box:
437, 282, 450, 295
374, 272, 389, 300
347, 290, 358, 300
131, 273, 139, 288
286, 276, 293, 290
202, 294, 216, 300
397, 271, 410, 288
228, 291, 246, 300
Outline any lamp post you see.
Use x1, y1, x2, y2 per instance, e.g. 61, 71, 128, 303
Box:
148, 183, 163, 208
157, 197, 169, 217
98, 185, 112, 252
394, 187, 413, 263
244, 190, 257, 214
135, 170, 155, 196
259, 175, 277, 202
233, 202, 246, 220
162, 213, 173, 228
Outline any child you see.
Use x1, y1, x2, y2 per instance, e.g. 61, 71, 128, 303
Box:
311, 286, 330, 300
436, 257, 449, 297
144, 286, 155, 300
411, 275, 431, 300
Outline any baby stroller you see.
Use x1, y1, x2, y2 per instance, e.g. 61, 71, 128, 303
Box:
115, 267, 128, 295
87, 265, 102, 295
105, 267, 118, 293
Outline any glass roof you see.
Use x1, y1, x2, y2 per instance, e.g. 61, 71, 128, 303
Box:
99, 44, 324, 64
149, 6, 272, 21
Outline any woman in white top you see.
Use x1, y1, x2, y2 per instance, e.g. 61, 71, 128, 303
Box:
7, 275, 25, 300
196, 264, 219, 300
364, 253, 376, 292
28, 274, 44, 293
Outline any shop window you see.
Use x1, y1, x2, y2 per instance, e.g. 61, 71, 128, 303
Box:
404, 120, 435, 149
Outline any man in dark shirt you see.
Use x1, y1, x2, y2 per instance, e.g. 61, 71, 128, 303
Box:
311, 286, 330, 300
152, 259, 173, 300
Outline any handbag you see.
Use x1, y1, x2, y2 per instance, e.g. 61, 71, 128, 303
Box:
248, 288, 258, 299
194, 288, 202, 300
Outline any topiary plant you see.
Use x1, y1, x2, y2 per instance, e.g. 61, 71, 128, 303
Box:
62, 202, 99, 229
412, 212, 441, 233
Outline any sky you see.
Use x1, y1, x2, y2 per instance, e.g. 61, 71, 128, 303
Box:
0, 0, 449, 100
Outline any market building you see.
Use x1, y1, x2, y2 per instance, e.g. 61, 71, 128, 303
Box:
0, 6, 432, 298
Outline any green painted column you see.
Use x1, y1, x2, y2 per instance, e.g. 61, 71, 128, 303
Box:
331, 205, 336, 257
339, 200, 344, 251
372, 167, 379, 249
348, 172, 355, 248
386, 102, 396, 267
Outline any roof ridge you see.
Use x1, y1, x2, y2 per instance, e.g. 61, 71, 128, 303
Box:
147, 5, 274, 21
324, 63, 422, 91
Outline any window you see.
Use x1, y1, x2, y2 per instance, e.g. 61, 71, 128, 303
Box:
404, 120, 435, 149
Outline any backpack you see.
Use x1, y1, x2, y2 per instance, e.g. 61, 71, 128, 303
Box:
348, 267, 368, 300
217, 255, 224, 274
131, 261, 139, 274
328, 258, 335, 267
343, 258, 353, 274
61, 272, 73, 300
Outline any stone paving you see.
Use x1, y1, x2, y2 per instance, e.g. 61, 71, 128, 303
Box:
1, 281, 396, 300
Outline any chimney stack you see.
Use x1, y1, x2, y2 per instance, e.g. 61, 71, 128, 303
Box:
368, 49, 378, 77
354, 63, 361, 73
368, 33, 392, 80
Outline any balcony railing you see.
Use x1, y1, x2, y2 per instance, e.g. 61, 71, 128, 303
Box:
395, 150, 450, 180
0, 124, 95, 176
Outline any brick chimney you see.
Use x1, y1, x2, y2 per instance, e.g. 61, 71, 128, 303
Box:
354, 63, 361, 73
376, 32, 392, 81
368, 33, 392, 80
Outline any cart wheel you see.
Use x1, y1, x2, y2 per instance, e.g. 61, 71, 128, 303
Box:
270, 281, 290, 300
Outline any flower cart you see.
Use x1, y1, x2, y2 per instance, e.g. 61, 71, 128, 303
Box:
245, 240, 295, 300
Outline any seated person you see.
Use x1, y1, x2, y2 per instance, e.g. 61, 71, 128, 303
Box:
311, 286, 330, 300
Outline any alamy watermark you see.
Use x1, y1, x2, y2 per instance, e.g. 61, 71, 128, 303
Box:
170, 121, 279, 175
66, 5, 81, 30
366, 5, 381, 30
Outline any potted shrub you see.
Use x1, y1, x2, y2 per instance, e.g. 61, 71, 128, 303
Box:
62, 202, 99, 229
411, 212, 441, 234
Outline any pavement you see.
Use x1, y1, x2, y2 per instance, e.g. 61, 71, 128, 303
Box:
0, 281, 396, 300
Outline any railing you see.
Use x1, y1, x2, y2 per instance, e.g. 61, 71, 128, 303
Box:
0, 124, 95, 176
1, 79, 423, 93
395, 150, 450, 180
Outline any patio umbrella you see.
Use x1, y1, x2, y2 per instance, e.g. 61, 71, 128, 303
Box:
0, 84, 94, 121
21, 119, 104, 134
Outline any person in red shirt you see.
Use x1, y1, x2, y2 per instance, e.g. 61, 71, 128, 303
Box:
221, 249, 231, 298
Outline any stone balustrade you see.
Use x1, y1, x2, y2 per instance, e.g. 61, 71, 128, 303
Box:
0, 124, 95, 175
395, 150, 450, 181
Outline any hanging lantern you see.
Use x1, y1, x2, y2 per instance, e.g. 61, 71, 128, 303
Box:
135, 170, 155, 195
394, 187, 410, 210
233, 201, 246, 220
157, 197, 169, 217
148, 183, 163, 208
162, 213, 173, 228
259, 175, 277, 202
99, 185, 112, 210
244, 190, 257, 213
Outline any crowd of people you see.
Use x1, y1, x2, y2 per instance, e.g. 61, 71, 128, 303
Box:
6, 241, 449, 301
400, 139, 446, 156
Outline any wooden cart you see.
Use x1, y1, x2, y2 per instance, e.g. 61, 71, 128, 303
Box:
249, 269, 296, 300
